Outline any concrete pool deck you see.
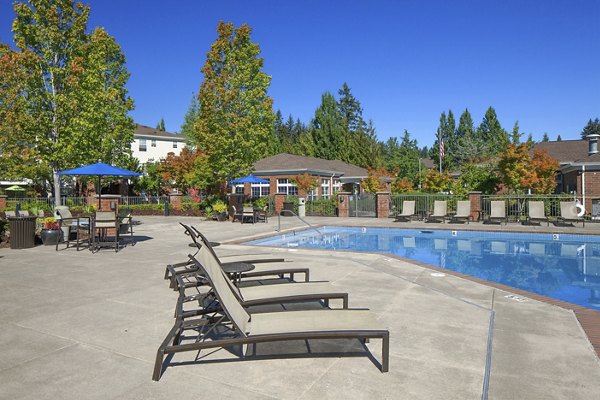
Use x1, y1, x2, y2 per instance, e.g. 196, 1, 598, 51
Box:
0, 216, 599, 399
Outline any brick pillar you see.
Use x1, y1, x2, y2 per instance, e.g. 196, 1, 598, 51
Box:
469, 191, 482, 221
376, 192, 391, 219
244, 183, 251, 197
274, 193, 286, 215
0, 195, 6, 210
337, 192, 350, 218
169, 193, 182, 211
96, 195, 120, 212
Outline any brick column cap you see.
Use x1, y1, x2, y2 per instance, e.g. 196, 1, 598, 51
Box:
468, 191, 482, 194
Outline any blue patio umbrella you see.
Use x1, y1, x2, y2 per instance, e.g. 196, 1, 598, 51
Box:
58, 162, 141, 207
230, 174, 270, 184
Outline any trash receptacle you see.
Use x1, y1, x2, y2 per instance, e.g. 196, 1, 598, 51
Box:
298, 197, 306, 217
8, 216, 37, 249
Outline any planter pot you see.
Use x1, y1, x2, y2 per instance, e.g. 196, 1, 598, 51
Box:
40, 229, 61, 246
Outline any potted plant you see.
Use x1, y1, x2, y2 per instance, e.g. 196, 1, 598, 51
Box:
212, 200, 228, 221
40, 217, 61, 246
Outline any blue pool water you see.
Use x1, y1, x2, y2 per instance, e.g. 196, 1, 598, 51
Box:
245, 227, 600, 310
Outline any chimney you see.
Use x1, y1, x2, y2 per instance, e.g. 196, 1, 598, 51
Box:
588, 134, 600, 155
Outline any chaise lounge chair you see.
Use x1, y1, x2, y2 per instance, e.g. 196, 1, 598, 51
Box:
486, 201, 507, 225
394, 200, 416, 222
426, 200, 448, 223
526, 201, 549, 226
558, 201, 585, 227
450, 201, 471, 224
165, 224, 309, 288
152, 247, 389, 381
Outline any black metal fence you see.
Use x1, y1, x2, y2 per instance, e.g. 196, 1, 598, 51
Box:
480, 193, 576, 221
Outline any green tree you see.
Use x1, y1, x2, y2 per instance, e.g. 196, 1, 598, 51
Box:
581, 118, 600, 139
383, 130, 420, 183
156, 117, 165, 131
429, 110, 456, 171
526, 133, 535, 149
476, 106, 508, 157
310, 91, 347, 161
510, 121, 523, 144
191, 21, 275, 191
6, 0, 134, 205
180, 93, 199, 144
458, 163, 498, 194
557, 134, 562, 141
542, 133, 549, 142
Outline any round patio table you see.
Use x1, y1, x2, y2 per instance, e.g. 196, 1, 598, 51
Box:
221, 262, 255, 286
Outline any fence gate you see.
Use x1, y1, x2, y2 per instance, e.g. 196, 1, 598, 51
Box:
349, 193, 376, 217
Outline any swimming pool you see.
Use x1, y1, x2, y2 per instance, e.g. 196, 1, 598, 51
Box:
245, 227, 600, 310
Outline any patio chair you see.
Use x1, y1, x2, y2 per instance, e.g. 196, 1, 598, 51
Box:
526, 201, 549, 226
486, 201, 507, 225
17, 210, 30, 216
558, 201, 585, 227
92, 211, 119, 252
230, 205, 242, 223
152, 248, 389, 381
426, 200, 448, 223
394, 200, 416, 222
164, 223, 308, 287
450, 201, 471, 224
4, 211, 16, 218
241, 206, 256, 224
256, 206, 268, 223
118, 208, 135, 246
55, 208, 91, 251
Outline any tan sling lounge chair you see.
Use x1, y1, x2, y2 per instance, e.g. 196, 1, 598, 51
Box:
450, 201, 471, 223
526, 201, 549, 226
486, 201, 507, 225
394, 200, 416, 222
558, 201, 585, 227
152, 246, 389, 381
426, 200, 448, 223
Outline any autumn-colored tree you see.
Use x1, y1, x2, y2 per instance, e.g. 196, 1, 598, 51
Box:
361, 168, 393, 193
157, 147, 200, 192
3, 1, 135, 205
191, 21, 274, 192
391, 179, 414, 193
497, 144, 531, 193
422, 170, 452, 193
290, 173, 318, 196
521, 150, 559, 194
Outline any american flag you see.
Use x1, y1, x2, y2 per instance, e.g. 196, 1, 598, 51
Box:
440, 138, 445, 158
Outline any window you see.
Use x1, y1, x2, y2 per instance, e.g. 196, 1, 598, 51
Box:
235, 185, 244, 194
173, 141, 178, 148
151, 139, 156, 147
307, 188, 317, 201
139, 139, 147, 152
251, 182, 270, 197
277, 178, 298, 195
332, 179, 341, 194
321, 178, 330, 199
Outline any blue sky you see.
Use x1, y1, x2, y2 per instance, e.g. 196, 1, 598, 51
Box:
1, 0, 598, 146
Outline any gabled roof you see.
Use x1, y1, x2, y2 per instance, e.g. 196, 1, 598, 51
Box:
134, 124, 185, 141
253, 153, 369, 177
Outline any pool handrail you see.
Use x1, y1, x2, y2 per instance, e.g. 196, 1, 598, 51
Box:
277, 209, 321, 235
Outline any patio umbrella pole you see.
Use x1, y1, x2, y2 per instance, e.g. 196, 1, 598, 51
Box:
98, 175, 102, 210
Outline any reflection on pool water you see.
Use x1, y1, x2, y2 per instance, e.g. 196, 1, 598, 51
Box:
245, 227, 600, 310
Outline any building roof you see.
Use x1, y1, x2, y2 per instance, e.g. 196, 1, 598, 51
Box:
534, 140, 588, 164
253, 153, 369, 177
134, 124, 186, 141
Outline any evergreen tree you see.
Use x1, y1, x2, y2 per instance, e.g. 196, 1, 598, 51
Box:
581, 118, 600, 139
557, 134, 562, 141
310, 92, 346, 161
542, 133, 549, 142
156, 117, 165, 131
526, 134, 535, 149
457, 108, 474, 137
191, 21, 274, 191
429, 111, 455, 171
476, 106, 508, 157
180, 94, 199, 143
510, 121, 523, 144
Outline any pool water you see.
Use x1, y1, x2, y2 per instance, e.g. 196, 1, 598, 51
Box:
245, 227, 600, 310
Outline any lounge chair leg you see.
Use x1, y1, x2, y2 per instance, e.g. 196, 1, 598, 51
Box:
152, 348, 165, 381
381, 332, 390, 372
305, 271, 310, 282
342, 294, 348, 309
323, 299, 329, 308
